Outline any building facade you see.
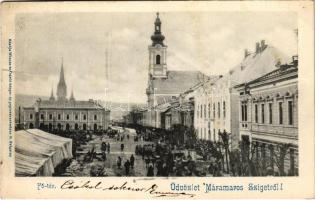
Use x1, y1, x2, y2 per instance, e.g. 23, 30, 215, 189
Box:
235, 56, 298, 175
23, 63, 110, 131
199, 41, 290, 148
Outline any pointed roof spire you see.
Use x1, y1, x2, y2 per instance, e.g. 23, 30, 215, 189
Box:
59, 57, 65, 84
57, 57, 67, 100
49, 86, 55, 101
70, 87, 75, 101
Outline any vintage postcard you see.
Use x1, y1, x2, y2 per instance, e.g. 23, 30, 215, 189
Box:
0, 1, 314, 199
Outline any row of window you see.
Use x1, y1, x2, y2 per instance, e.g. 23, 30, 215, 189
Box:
241, 100, 294, 125
197, 127, 223, 141
30, 113, 99, 121
32, 122, 101, 131
197, 101, 226, 119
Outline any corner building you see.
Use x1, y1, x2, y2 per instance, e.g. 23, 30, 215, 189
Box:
235, 56, 298, 176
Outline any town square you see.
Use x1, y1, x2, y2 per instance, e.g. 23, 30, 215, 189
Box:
14, 12, 298, 177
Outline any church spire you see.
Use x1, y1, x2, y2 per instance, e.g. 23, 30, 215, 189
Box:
70, 88, 75, 101
59, 58, 66, 84
49, 87, 55, 101
151, 12, 165, 46
57, 58, 67, 101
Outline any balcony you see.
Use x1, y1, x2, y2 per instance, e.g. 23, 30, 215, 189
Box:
251, 123, 297, 138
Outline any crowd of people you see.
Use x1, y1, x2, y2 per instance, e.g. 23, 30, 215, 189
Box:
132, 127, 229, 177
42, 124, 230, 177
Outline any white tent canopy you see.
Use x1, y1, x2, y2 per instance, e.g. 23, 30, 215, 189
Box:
15, 129, 73, 176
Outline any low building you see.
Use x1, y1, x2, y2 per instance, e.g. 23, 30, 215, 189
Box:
123, 107, 147, 127
235, 56, 298, 176
23, 99, 110, 131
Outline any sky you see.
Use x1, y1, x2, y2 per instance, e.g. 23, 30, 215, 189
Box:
15, 12, 297, 103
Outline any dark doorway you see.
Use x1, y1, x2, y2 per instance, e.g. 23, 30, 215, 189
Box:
66, 123, 70, 130
57, 123, 62, 130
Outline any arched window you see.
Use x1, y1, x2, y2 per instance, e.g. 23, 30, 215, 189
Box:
75, 123, 79, 130
83, 123, 87, 130
94, 124, 97, 131
156, 55, 161, 64
66, 123, 70, 130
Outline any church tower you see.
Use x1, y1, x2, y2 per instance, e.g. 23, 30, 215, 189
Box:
57, 59, 67, 101
149, 13, 167, 78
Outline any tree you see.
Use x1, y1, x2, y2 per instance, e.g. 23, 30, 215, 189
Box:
273, 143, 291, 176
219, 130, 231, 173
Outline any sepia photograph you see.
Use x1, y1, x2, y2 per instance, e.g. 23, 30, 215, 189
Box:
13, 11, 299, 178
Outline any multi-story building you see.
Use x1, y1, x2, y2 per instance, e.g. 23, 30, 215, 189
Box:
187, 78, 220, 140
205, 41, 289, 148
23, 62, 110, 131
235, 56, 298, 175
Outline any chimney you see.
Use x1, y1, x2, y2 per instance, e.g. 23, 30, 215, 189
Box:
261, 40, 266, 51
244, 49, 249, 58
292, 55, 298, 66
255, 42, 260, 54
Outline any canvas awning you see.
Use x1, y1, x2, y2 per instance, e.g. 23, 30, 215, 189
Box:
15, 129, 73, 176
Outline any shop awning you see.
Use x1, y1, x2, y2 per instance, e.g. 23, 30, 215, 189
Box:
15, 129, 73, 176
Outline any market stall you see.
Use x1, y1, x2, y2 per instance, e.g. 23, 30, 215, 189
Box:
15, 129, 73, 176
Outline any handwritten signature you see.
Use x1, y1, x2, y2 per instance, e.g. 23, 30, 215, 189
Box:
61, 180, 196, 198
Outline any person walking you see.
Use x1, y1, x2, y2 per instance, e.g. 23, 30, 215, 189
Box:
101, 142, 107, 153
117, 156, 122, 169
121, 143, 125, 152
107, 143, 110, 153
147, 163, 154, 176
130, 154, 135, 169
102, 151, 107, 161
124, 159, 131, 176
161, 163, 169, 177
145, 157, 150, 168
